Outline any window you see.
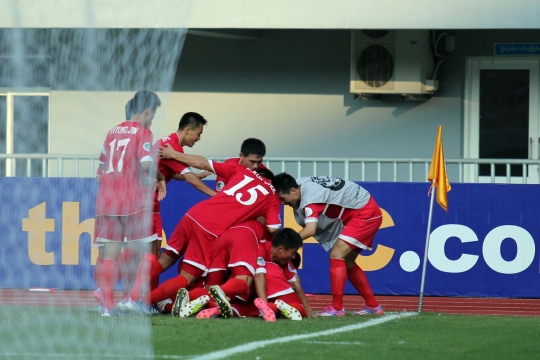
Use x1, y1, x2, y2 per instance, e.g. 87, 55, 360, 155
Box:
0, 92, 49, 176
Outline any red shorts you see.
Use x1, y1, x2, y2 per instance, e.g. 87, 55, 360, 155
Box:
208, 226, 259, 276
94, 210, 156, 243
170, 215, 217, 275
153, 212, 163, 240
339, 196, 383, 251
266, 263, 295, 299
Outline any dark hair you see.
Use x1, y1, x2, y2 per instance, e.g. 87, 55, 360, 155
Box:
255, 168, 275, 183
273, 172, 299, 195
178, 112, 207, 131
272, 228, 303, 250
131, 90, 161, 115
125, 99, 134, 120
240, 138, 266, 157
290, 251, 301, 269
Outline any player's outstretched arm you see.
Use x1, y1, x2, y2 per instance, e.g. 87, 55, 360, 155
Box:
254, 272, 268, 303
182, 172, 217, 197
172, 170, 210, 181
159, 143, 213, 172
290, 274, 314, 318
298, 222, 317, 241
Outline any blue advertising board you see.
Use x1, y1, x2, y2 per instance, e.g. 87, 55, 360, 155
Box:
1, 177, 538, 298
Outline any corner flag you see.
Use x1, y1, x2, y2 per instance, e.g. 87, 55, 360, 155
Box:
428, 126, 451, 211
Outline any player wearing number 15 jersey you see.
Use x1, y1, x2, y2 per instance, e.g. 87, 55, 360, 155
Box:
141, 148, 281, 308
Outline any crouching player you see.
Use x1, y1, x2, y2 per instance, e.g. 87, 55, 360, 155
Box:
194, 228, 313, 321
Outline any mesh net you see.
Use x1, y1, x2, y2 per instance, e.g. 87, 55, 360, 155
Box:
0, 26, 188, 359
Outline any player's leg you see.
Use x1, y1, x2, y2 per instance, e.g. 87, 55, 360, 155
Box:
129, 212, 179, 301
117, 245, 139, 301
94, 215, 125, 315
320, 239, 351, 317
340, 200, 384, 315
273, 292, 305, 320
93, 244, 105, 310
346, 250, 383, 315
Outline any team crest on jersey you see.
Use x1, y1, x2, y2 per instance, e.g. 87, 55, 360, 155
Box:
216, 181, 225, 191
311, 176, 345, 191
257, 257, 266, 266
143, 142, 151, 152
304, 207, 313, 217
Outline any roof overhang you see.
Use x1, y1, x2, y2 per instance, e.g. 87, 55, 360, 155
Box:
1, 0, 539, 29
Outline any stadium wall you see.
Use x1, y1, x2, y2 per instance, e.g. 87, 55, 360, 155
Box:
47, 29, 540, 161
4, 177, 538, 298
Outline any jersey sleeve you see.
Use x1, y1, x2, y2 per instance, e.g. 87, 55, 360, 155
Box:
303, 203, 326, 223
255, 245, 269, 274
209, 160, 237, 179
162, 144, 191, 176
215, 174, 227, 192
138, 128, 154, 164
283, 261, 298, 282
264, 195, 283, 230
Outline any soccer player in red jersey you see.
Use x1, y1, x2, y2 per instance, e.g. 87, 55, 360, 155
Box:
274, 173, 384, 317
195, 228, 311, 321
141, 149, 282, 309
93, 90, 165, 316
127, 112, 216, 305
171, 219, 271, 318
215, 138, 267, 192
94, 98, 138, 310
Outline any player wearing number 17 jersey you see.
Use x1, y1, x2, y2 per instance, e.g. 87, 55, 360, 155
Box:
141, 147, 281, 308
93, 90, 164, 316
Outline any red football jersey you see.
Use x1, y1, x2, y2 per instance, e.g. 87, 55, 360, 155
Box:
152, 132, 192, 212
255, 241, 297, 298
95, 120, 154, 216
215, 157, 268, 192
187, 161, 281, 237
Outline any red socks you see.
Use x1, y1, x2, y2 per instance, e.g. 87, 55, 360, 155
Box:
329, 258, 347, 310
130, 253, 163, 301
145, 274, 188, 305
100, 259, 119, 310
118, 248, 138, 297
220, 278, 250, 298
347, 264, 379, 308
188, 287, 210, 300
205, 270, 226, 287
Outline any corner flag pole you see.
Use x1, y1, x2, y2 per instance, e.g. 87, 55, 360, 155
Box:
418, 179, 436, 313
419, 125, 451, 313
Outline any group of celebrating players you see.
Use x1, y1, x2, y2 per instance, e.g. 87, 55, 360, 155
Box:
92, 90, 385, 320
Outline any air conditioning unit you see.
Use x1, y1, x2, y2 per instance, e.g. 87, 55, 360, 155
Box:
350, 30, 438, 95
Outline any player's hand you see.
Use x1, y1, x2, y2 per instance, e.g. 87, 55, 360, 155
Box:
198, 170, 211, 179
305, 307, 317, 318
159, 143, 175, 159
95, 175, 101, 183
156, 179, 167, 201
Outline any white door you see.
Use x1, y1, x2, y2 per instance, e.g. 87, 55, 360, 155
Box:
465, 58, 540, 183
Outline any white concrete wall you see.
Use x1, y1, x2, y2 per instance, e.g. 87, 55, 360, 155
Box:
1, 0, 540, 29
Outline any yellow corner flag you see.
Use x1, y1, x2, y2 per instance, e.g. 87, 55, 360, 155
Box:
428, 126, 451, 211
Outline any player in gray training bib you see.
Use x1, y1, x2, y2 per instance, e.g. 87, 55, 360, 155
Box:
274, 173, 385, 317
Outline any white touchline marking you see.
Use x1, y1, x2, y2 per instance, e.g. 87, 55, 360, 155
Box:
304, 341, 364, 345
192, 312, 417, 360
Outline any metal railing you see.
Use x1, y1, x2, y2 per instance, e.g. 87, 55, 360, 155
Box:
1, 154, 539, 184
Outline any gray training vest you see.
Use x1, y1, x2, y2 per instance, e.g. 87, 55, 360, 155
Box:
293, 176, 371, 252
